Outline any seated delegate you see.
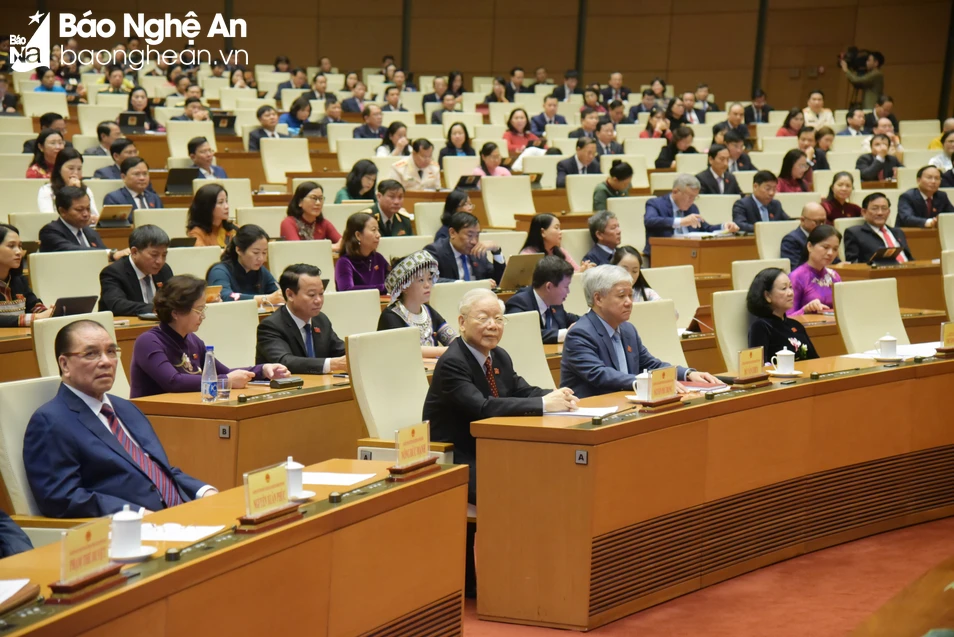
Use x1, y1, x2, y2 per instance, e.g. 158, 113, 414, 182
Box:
435, 190, 474, 242
99, 225, 174, 317
36, 147, 100, 224
335, 159, 379, 204
38, 186, 130, 262
519, 213, 581, 271
582, 211, 622, 266
207, 224, 284, 305
280, 182, 343, 252
612, 246, 661, 302
780, 202, 828, 270
91, 138, 139, 180
378, 250, 458, 358
25, 320, 218, 517
731, 171, 791, 233
844, 192, 913, 263
255, 264, 347, 374
334, 212, 390, 294
425, 212, 506, 284
896, 165, 953, 228
821, 171, 861, 222
0, 223, 51, 326
746, 267, 819, 363
789, 224, 842, 316
504, 255, 579, 344
592, 160, 632, 211
130, 275, 288, 398
102, 157, 164, 223
187, 183, 236, 248
188, 136, 228, 179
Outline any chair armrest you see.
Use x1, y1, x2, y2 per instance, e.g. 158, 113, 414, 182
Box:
12, 515, 92, 529
357, 437, 454, 453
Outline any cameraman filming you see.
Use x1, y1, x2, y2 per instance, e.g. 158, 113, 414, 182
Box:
840, 51, 884, 109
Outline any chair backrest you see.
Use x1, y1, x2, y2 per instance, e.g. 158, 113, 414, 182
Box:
899, 120, 940, 136
0, 376, 62, 515
563, 271, 588, 316
560, 229, 593, 263
566, 174, 607, 213
674, 153, 708, 174
712, 290, 749, 374
695, 195, 740, 226
414, 202, 445, 239
628, 299, 688, 368
833, 217, 865, 262
194, 300, 258, 367
336, 138, 383, 171
8, 213, 55, 242
192, 178, 253, 210
732, 258, 790, 291
82, 155, 114, 178
939, 213, 954, 252
292, 177, 346, 197
33, 311, 131, 398
642, 265, 699, 330
623, 137, 666, 159
747, 152, 785, 174
834, 279, 909, 354
755, 219, 800, 259
943, 250, 954, 276
830, 135, 866, 153
267, 240, 336, 291
163, 246, 220, 278
759, 137, 799, 153
320, 289, 381, 338
945, 274, 954, 324
496, 311, 556, 390
825, 151, 863, 173
260, 138, 311, 184
236, 206, 284, 238
218, 88, 258, 110
77, 104, 125, 136
21, 92, 69, 118
607, 196, 649, 256
347, 327, 431, 439
520, 155, 567, 191
428, 280, 493, 328
599, 154, 650, 188
0, 133, 35, 155
325, 123, 360, 153
481, 176, 535, 228
813, 169, 861, 195
134, 208, 189, 239
321, 203, 373, 236
166, 121, 217, 158
84, 180, 123, 211
649, 171, 679, 194
0, 117, 34, 134
442, 156, 480, 190
377, 235, 432, 262
28, 250, 109, 302
442, 112, 483, 137
481, 230, 527, 258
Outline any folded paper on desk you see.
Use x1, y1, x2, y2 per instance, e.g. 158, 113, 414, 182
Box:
548, 406, 618, 417
140, 523, 225, 543
0, 580, 29, 607
684, 230, 730, 239
303, 472, 376, 486
844, 342, 939, 360
682, 381, 731, 393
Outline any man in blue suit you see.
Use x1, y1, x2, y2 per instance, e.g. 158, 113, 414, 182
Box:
530, 96, 567, 137
92, 138, 139, 180
643, 174, 739, 263
582, 211, 621, 266
23, 320, 216, 518
731, 170, 791, 233
102, 158, 163, 224
504, 256, 579, 344
188, 136, 228, 178
560, 265, 720, 399
780, 202, 828, 269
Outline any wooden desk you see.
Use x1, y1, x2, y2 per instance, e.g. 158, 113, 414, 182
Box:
649, 236, 759, 275
694, 273, 732, 306
903, 227, 941, 262
0, 459, 467, 637
833, 261, 947, 312
473, 355, 954, 631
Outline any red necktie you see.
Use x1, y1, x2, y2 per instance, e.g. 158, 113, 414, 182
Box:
101, 404, 183, 508
926, 196, 934, 217
484, 358, 499, 398
879, 226, 907, 263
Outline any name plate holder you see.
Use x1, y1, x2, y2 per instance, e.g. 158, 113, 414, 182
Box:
629, 366, 683, 413
387, 423, 440, 483
236, 462, 302, 534
935, 322, 954, 357
728, 347, 771, 389
47, 518, 124, 605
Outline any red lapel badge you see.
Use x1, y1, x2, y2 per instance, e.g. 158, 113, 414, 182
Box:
373, 265, 379, 270
156, 282, 163, 289
90, 242, 98, 247
494, 368, 500, 375
313, 326, 321, 334
791, 327, 798, 333
626, 345, 633, 353
192, 353, 198, 359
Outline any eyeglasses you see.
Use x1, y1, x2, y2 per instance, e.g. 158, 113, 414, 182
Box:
63, 346, 121, 362
470, 315, 507, 327
191, 307, 207, 318
306, 195, 325, 203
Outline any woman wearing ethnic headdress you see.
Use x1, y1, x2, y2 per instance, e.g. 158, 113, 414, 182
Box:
377, 251, 457, 358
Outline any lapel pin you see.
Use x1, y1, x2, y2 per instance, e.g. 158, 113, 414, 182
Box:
494, 368, 500, 375
313, 326, 321, 334
626, 346, 633, 353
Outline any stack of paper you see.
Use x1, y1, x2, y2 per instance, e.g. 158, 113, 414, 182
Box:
547, 406, 618, 417
303, 472, 376, 486
140, 523, 225, 543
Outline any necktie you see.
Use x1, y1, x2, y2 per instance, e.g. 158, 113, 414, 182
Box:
142, 275, 154, 303
759, 205, 770, 223
718, 177, 724, 194
755, 110, 761, 123
926, 197, 934, 217
730, 159, 738, 173
382, 219, 391, 235
303, 324, 315, 357
879, 226, 907, 263
581, 163, 587, 175
484, 358, 499, 398
544, 309, 552, 330
611, 332, 628, 374
75, 230, 88, 247
101, 404, 182, 508
137, 194, 147, 210
459, 254, 471, 281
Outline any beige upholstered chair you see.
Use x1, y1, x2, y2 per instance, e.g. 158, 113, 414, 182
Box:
195, 300, 259, 368
712, 290, 749, 374
321, 289, 382, 338
834, 279, 909, 354
731, 259, 790, 291
28, 251, 109, 303
642, 265, 699, 331
497, 311, 556, 390
628, 299, 688, 368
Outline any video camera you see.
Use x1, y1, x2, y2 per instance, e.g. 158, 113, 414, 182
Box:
838, 47, 871, 73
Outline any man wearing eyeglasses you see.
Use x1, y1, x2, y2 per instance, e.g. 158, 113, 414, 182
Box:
780, 202, 829, 270
424, 287, 577, 597
23, 320, 217, 518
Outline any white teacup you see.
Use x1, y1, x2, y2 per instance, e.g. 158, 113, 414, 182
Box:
876, 333, 897, 358
632, 370, 650, 401
771, 348, 795, 374
286, 456, 304, 498
110, 504, 143, 558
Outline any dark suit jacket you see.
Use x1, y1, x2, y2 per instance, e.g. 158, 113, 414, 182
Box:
731, 153, 756, 172
431, 109, 458, 125
550, 85, 583, 101
39, 218, 107, 252
628, 104, 655, 120
582, 245, 614, 267
844, 223, 912, 263
353, 124, 386, 139
556, 156, 601, 188
863, 112, 899, 134
855, 154, 903, 181
93, 164, 121, 180
340, 97, 365, 113
601, 87, 631, 103
713, 122, 749, 141
255, 307, 345, 374
102, 187, 163, 224
504, 83, 532, 101
422, 92, 443, 104
84, 146, 108, 156
423, 338, 547, 503
696, 169, 742, 196
504, 287, 580, 345
424, 238, 505, 283
743, 104, 772, 124
780, 227, 808, 270
567, 128, 595, 139
529, 113, 567, 137
273, 80, 305, 100
23, 384, 206, 518
248, 127, 288, 151
2, 93, 18, 111
595, 141, 624, 156
644, 194, 723, 255
560, 311, 689, 399
381, 104, 408, 112
194, 164, 228, 179
813, 148, 830, 171
731, 196, 791, 233
897, 188, 954, 228
98, 256, 173, 316
317, 116, 344, 137
655, 145, 698, 169
943, 170, 954, 188
302, 90, 337, 103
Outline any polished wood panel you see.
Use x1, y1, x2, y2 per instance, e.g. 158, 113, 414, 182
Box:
649, 236, 760, 274
833, 261, 947, 313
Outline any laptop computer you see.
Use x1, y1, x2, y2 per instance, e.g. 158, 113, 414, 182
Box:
96, 205, 132, 229
867, 246, 904, 265
51, 296, 98, 317
300, 121, 324, 137
169, 237, 197, 248
496, 253, 545, 291
118, 111, 147, 134
165, 167, 201, 195
455, 175, 481, 191
213, 114, 237, 136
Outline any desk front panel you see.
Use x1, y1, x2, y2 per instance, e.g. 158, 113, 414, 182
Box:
834, 262, 946, 313
649, 237, 759, 274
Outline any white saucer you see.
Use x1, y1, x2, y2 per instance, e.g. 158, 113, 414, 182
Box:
766, 369, 802, 378
289, 490, 316, 502
874, 355, 904, 362
624, 395, 649, 403
109, 545, 158, 563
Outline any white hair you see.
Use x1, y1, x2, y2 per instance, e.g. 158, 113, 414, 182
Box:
582, 265, 632, 308
458, 287, 503, 317
672, 173, 701, 192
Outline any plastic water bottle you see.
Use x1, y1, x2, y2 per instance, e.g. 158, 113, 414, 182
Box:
201, 345, 217, 403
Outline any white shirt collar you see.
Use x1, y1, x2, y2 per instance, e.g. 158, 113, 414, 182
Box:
129, 257, 148, 282
64, 382, 113, 416
532, 289, 548, 315
462, 339, 490, 367
125, 186, 145, 201
285, 306, 310, 332
597, 243, 614, 255
61, 218, 85, 235
710, 168, 724, 182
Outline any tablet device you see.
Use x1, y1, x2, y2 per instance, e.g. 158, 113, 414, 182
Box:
164, 168, 202, 195
867, 246, 903, 265
496, 253, 544, 291
300, 121, 324, 137
168, 237, 197, 248
118, 111, 147, 134
455, 175, 481, 191
204, 286, 222, 303
213, 114, 237, 136
96, 204, 132, 228
51, 296, 98, 317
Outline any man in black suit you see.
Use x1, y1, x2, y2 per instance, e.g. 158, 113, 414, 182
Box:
600, 72, 630, 103
568, 106, 599, 139
595, 118, 623, 156
863, 95, 898, 134
340, 82, 367, 113
844, 192, 913, 263
694, 83, 720, 114
529, 95, 567, 136
724, 131, 756, 172
23, 113, 72, 154
352, 105, 386, 139
102, 157, 163, 221
743, 89, 772, 124
696, 144, 742, 195
504, 67, 532, 101
550, 70, 582, 102
316, 101, 345, 137
712, 103, 748, 143
380, 86, 407, 112
431, 93, 459, 125
423, 76, 448, 104
897, 166, 954, 228
607, 100, 634, 127
256, 264, 347, 374
780, 202, 828, 270
84, 121, 122, 156
424, 287, 576, 595
248, 105, 288, 151
628, 89, 656, 121
99, 225, 173, 316
93, 138, 139, 180
504, 256, 579, 344
425, 212, 506, 284
582, 211, 621, 266
39, 186, 130, 262
302, 72, 337, 104
556, 138, 600, 188
680, 91, 705, 124
856, 134, 903, 181
273, 67, 308, 100
731, 171, 791, 233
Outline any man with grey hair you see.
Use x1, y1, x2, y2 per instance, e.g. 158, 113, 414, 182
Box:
643, 174, 739, 264
561, 265, 720, 399
582, 211, 622, 266
424, 287, 576, 597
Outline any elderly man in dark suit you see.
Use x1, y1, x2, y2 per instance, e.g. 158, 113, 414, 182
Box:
504, 256, 579, 344
696, 144, 742, 195
582, 211, 622, 266
731, 171, 791, 233
556, 138, 600, 188
352, 104, 386, 139
99, 225, 173, 316
340, 82, 368, 113
780, 202, 828, 270
248, 105, 288, 152
39, 186, 130, 262
897, 166, 954, 228
23, 320, 216, 517
424, 212, 506, 283
256, 264, 347, 374
845, 192, 913, 263
600, 72, 630, 103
